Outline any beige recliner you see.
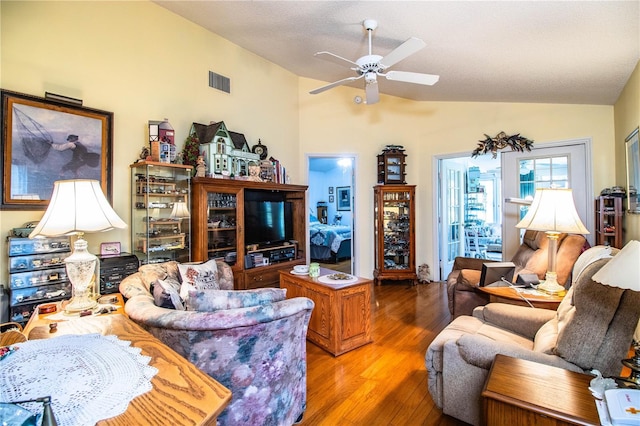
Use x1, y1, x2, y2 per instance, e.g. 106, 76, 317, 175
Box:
446, 230, 587, 318
426, 247, 640, 426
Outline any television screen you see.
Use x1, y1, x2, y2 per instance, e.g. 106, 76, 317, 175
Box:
479, 262, 516, 287
244, 191, 293, 247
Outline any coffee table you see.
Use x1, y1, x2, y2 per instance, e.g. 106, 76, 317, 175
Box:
280, 267, 373, 356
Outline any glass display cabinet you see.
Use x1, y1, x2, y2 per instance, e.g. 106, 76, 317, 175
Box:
377, 145, 407, 184
130, 161, 192, 265
373, 184, 417, 285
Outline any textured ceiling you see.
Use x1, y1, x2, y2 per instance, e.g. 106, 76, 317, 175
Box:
155, 1, 640, 105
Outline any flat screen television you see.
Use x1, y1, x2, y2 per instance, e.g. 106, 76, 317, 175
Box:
244, 190, 293, 247
479, 262, 516, 287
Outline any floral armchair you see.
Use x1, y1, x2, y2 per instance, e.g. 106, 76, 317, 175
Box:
119, 261, 314, 426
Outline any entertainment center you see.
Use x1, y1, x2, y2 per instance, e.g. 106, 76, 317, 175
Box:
191, 177, 307, 289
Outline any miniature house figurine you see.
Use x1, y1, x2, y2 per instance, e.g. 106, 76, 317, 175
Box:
188, 121, 260, 177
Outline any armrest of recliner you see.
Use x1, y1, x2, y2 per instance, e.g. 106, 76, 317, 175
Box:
455, 334, 583, 373
473, 303, 556, 339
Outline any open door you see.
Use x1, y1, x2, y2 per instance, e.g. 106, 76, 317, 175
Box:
439, 160, 465, 279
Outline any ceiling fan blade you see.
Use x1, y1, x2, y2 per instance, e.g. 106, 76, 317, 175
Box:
314, 51, 358, 68
384, 70, 439, 86
379, 37, 426, 69
309, 75, 362, 95
365, 80, 380, 105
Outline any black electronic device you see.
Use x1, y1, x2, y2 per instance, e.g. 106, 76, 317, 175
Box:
516, 273, 540, 288
479, 262, 516, 287
98, 253, 139, 294
244, 190, 294, 247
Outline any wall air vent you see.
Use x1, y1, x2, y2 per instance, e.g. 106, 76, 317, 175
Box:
209, 71, 230, 93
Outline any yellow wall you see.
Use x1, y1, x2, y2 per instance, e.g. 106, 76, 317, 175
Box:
615, 61, 640, 242
0, 1, 628, 285
298, 78, 615, 278
0, 1, 299, 284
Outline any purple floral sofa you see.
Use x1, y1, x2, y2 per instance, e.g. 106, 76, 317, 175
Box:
119, 261, 314, 426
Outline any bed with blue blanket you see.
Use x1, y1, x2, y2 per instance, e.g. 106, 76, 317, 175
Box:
309, 217, 352, 262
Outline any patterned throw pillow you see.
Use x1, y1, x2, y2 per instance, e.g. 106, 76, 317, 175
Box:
151, 278, 184, 310
178, 260, 220, 300
186, 288, 287, 312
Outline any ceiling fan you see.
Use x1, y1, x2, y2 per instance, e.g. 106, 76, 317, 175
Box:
309, 19, 439, 105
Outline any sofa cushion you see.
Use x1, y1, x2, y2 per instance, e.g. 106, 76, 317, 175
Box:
533, 317, 558, 354
178, 260, 220, 299
139, 261, 180, 290
152, 278, 184, 310
186, 288, 287, 312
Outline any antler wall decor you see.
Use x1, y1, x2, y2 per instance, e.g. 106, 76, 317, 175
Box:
471, 131, 534, 158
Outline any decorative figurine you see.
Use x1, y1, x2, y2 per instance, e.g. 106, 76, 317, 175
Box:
195, 156, 206, 177
246, 162, 263, 182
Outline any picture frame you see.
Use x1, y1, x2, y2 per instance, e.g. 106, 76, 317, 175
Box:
337, 186, 351, 211
329, 195, 334, 203
328, 186, 334, 195
100, 242, 121, 256
1, 90, 113, 210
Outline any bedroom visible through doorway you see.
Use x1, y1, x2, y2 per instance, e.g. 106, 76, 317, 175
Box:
307, 156, 355, 275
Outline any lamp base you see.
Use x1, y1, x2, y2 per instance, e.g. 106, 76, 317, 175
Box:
537, 273, 567, 296
64, 295, 98, 314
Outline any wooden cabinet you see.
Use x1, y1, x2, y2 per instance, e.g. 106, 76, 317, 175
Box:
279, 268, 373, 356
595, 196, 623, 248
482, 355, 599, 426
373, 184, 417, 285
191, 178, 307, 289
377, 146, 407, 184
316, 202, 328, 224
130, 161, 193, 265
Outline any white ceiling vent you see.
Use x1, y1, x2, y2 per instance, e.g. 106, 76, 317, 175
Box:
209, 71, 230, 93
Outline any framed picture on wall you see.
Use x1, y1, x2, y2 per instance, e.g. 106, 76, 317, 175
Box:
328, 186, 334, 195
329, 195, 334, 203
1, 90, 113, 210
337, 186, 351, 211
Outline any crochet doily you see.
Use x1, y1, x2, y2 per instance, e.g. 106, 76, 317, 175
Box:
0, 334, 158, 426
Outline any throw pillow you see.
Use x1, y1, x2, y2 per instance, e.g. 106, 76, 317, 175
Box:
186, 288, 287, 312
178, 259, 220, 300
151, 278, 184, 310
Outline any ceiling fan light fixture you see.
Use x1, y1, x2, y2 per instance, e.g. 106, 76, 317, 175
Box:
309, 18, 439, 102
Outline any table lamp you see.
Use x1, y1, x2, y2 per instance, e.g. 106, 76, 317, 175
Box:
516, 188, 589, 295
170, 201, 190, 219
591, 240, 640, 387
29, 180, 127, 313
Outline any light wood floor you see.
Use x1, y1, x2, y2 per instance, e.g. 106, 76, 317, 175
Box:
317, 259, 351, 274
301, 281, 468, 426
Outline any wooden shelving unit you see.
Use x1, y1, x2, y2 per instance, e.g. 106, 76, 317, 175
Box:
191, 178, 307, 289
595, 195, 623, 248
373, 184, 417, 285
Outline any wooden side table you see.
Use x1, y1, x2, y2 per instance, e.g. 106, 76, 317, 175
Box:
482, 354, 599, 426
280, 267, 373, 356
476, 284, 564, 310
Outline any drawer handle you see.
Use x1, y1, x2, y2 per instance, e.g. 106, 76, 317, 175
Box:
253, 276, 263, 281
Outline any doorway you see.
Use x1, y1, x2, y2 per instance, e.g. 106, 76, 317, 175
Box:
307, 156, 355, 274
438, 155, 502, 279
436, 139, 592, 281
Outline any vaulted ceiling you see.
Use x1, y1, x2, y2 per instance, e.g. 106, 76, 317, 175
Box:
155, 1, 639, 105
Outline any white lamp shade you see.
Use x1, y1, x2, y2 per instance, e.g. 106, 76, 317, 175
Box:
592, 240, 640, 291
516, 188, 589, 234
170, 202, 190, 219
29, 179, 126, 237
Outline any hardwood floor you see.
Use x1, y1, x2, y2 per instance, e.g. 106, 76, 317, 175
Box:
302, 280, 468, 426
317, 259, 351, 273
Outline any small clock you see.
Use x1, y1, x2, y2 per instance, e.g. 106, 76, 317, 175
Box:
252, 140, 268, 160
